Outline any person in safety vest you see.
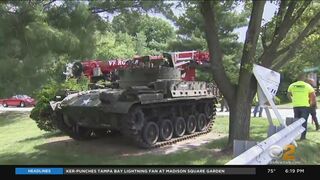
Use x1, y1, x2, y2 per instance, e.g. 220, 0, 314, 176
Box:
287, 73, 317, 140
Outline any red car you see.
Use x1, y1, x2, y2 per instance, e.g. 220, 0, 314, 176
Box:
0, 95, 36, 107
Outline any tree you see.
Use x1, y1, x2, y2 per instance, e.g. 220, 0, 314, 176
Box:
169, 1, 249, 54
277, 30, 320, 99
199, 0, 320, 145
90, 0, 175, 53
112, 12, 175, 52
135, 32, 148, 55
0, 0, 177, 98
88, 0, 174, 15
94, 31, 136, 59
166, 2, 249, 84
0, 1, 101, 97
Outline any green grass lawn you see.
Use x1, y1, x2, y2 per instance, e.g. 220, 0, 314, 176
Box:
0, 112, 319, 165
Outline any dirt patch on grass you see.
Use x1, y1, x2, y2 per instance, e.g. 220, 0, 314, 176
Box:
42, 132, 227, 157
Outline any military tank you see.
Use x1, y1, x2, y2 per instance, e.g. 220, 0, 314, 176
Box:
50, 63, 217, 148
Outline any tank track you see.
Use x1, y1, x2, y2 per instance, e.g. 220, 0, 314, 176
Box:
121, 99, 217, 149
136, 115, 215, 149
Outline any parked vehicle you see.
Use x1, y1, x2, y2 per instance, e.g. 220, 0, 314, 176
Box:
0, 95, 36, 107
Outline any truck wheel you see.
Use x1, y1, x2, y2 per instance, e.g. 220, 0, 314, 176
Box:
3, 102, 8, 107
72, 62, 83, 78
20, 102, 25, 107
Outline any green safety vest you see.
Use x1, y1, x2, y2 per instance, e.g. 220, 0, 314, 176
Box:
287, 81, 314, 107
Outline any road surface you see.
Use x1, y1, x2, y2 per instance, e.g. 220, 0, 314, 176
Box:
217, 108, 320, 123
1, 105, 319, 121
0, 106, 33, 113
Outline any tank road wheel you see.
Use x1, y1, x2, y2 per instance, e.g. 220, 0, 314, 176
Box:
93, 129, 120, 137
173, 117, 186, 137
142, 122, 159, 146
204, 102, 215, 119
196, 113, 207, 132
122, 107, 145, 136
70, 125, 94, 140
121, 107, 154, 148
55, 112, 93, 140
131, 108, 145, 134
158, 119, 173, 141
186, 115, 196, 134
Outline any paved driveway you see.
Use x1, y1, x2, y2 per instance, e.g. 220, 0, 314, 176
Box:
217, 107, 320, 123
0, 106, 33, 113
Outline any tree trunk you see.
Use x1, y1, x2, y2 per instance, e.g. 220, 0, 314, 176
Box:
226, 66, 258, 146
199, 0, 265, 147
228, 79, 253, 146
226, 0, 265, 145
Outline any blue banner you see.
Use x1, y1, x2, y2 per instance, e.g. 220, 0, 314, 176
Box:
15, 168, 63, 175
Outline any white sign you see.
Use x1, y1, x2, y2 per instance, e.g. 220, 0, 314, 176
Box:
253, 65, 281, 106
253, 64, 287, 127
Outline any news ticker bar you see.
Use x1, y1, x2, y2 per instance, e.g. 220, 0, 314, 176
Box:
15, 167, 256, 175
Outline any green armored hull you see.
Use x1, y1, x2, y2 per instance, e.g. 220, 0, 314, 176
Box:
51, 67, 217, 148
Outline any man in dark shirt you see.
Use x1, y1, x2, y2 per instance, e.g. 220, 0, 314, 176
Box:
306, 78, 319, 131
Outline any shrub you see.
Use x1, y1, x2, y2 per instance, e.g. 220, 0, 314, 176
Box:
252, 95, 281, 106
30, 77, 89, 131
274, 96, 281, 105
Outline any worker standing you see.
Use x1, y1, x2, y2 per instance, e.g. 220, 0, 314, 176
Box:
253, 94, 263, 117
306, 78, 319, 131
287, 74, 317, 140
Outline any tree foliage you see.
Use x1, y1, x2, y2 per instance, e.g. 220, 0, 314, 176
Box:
0, 0, 173, 98
112, 12, 175, 52
0, 0, 175, 131
166, 1, 250, 84
198, 0, 320, 145
0, 1, 98, 97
